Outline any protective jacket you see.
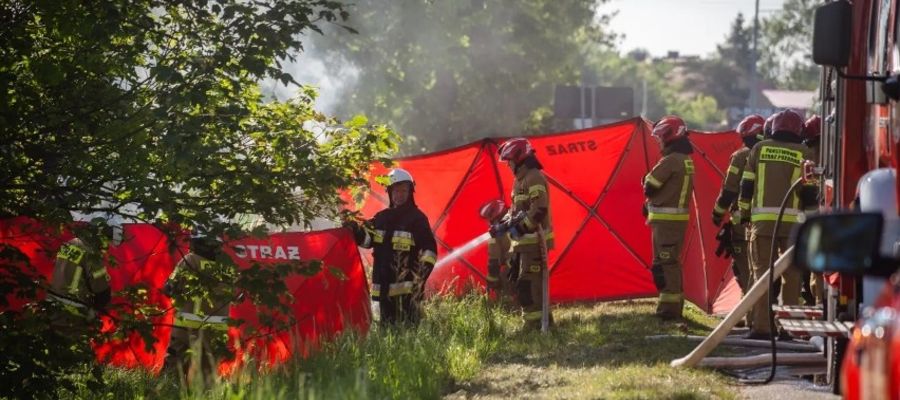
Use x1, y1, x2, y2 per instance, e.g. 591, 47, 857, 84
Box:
510, 165, 553, 252
50, 238, 110, 315
359, 202, 437, 300
644, 152, 695, 222
739, 134, 818, 237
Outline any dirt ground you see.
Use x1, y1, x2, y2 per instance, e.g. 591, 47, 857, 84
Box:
444, 301, 842, 400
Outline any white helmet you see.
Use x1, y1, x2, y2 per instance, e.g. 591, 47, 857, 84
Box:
388, 168, 414, 187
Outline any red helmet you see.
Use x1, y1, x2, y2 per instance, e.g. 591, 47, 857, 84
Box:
651, 116, 687, 145
763, 112, 778, 138
736, 114, 765, 140
479, 199, 508, 222
802, 115, 821, 140
498, 138, 534, 163
772, 109, 804, 136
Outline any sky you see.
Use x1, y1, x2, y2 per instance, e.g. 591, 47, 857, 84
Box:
598, 0, 786, 57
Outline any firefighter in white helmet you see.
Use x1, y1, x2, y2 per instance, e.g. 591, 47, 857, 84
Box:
345, 168, 438, 325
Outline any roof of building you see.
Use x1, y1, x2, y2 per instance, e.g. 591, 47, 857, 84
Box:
761, 90, 816, 110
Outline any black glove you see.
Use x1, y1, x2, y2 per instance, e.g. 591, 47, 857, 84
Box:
489, 221, 508, 238
714, 222, 734, 259
642, 203, 649, 218
342, 220, 365, 243
712, 211, 723, 227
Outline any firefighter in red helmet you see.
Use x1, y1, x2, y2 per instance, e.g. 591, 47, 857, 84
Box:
739, 109, 819, 339
494, 138, 553, 329
712, 115, 765, 302
479, 199, 513, 303
643, 116, 694, 320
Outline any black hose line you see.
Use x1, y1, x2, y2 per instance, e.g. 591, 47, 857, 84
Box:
741, 177, 805, 385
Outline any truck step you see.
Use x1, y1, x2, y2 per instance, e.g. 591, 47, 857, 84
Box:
779, 319, 854, 338
772, 305, 823, 320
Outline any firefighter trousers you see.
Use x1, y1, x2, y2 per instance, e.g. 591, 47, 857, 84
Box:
515, 249, 551, 328
650, 221, 687, 319
731, 224, 752, 294
379, 292, 421, 325
749, 233, 802, 335
487, 263, 516, 306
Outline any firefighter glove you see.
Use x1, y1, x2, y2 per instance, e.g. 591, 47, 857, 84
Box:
489, 211, 526, 238
642, 203, 649, 218
714, 223, 734, 259
342, 220, 366, 244
712, 211, 723, 227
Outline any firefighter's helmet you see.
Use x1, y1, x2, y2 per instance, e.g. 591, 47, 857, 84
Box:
498, 138, 534, 163
736, 114, 765, 140
479, 199, 508, 222
803, 115, 821, 140
387, 168, 414, 187
772, 109, 804, 136
651, 116, 688, 145
763, 112, 778, 138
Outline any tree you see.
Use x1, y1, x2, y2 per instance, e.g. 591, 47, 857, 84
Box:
758, 0, 819, 90
0, 1, 396, 396
669, 94, 726, 129
717, 12, 754, 77
312, 0, 615, 153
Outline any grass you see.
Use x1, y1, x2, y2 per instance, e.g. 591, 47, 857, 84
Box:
62, 297, 739, 400
449, 299, 739, 400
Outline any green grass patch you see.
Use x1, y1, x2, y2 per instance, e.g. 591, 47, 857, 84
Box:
448, 299, 739, 400
62, 297, 738, 399
66, 295, 518, 399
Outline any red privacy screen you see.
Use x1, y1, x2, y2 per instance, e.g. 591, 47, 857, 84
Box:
349, 118, 744, 314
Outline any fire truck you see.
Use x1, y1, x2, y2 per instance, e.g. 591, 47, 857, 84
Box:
794, 0, 900, 397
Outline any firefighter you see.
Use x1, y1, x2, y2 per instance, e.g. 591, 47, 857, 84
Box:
345, 168, 437, 325
643, 116, 694, 320
163, 231, 236, 380
801, 114, 824, 305
479, 199, 513, 304
739, 109, 818, 339
495, 138, 553, 329
712, 115, 765, 298
48, 219, 114, 336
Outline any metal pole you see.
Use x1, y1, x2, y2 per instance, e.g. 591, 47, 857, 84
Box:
749, 0, 760, 111
641, 79, 648, 117
538, 224, 550, 333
